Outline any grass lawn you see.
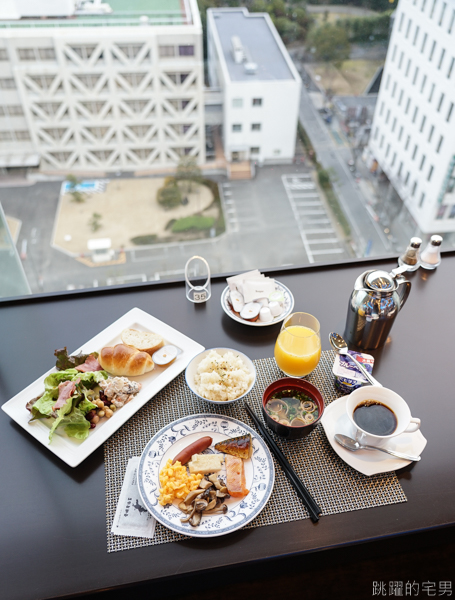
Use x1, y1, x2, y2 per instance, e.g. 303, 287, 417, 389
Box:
307, 59, 383, 95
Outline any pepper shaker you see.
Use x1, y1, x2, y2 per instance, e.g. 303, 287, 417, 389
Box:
420, 235, 443, 270
398, 237, 422, 272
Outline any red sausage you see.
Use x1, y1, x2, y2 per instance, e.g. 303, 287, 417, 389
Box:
172, 436, 213, 465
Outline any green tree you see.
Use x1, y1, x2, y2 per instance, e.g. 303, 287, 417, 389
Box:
307, 23, 351, 67
157, 182, 182, 209
65, 173, 86, 203
88, 212, 102, 232
175, 156, 202, 193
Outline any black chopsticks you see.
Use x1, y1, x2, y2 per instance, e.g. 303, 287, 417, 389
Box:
244, 402, 322, 523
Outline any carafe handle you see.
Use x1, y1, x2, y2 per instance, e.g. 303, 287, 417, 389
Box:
397, 278, 411, 310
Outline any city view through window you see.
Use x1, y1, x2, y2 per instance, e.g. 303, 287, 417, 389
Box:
0, 0, 454, 299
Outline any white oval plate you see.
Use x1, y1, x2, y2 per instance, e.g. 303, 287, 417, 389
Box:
321, 396, 427, 476
220, 280, 294, 327
138, 414, 275, 538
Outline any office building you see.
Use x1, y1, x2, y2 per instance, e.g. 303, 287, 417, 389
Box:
0, 0, 205, 172
368, 0, 455, 233
207, 7, 301, 166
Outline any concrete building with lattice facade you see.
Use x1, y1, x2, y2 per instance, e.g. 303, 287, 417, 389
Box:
0, 0, 205, 172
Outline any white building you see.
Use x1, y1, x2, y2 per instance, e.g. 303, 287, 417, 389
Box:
0, 0, 205, 172
207, 8, 301, 165
368, 0, 455, 234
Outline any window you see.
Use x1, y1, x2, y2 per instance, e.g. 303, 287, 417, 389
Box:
398, 126, 404, 141
380, 102, 384, 116
413, 67, 419, 85
412, 181, 417, 196
405, 19, 412, 38
447, 102, 454, 122
422, 0, 428, 11
449, 9, 455, 33
0, 49, 8, 60
0, 78, 16, 89
252, 98, 262, 106
438, 48, 446, 69
0, 131, 13, 141
386, 143, 390, 158
0, 105, 24, 117
250, 147, 260, 154
392, 82, 397, 98
251, 123, 261, 131
392, 45, 397, 61
428, 83, 435, 102
436, 205, 447, 219
232, 98, 243, 108
413, 25, 420, 45
159, 45, 175, 58
439, 2, 447, 25
386, 109, 390, 124
405, 135, 410, 150
412, 107, 418, 123
38, 48, 56, 60
405, 59, 411, 77
448, 58, 454, 78
419, 192, 426, 207
17, 48, 36, 61
398, 13, 405, 31
232, 124, 242, 132
420, 154, 426, 170
420, 115, 426, 132
436, 135, 444, 152
448, 205, 455, 219
398, 90, 404, 106
380, 135, 384, 148
430, 0, 437, 18
386, 75, 390, 90
420, 74, 427, 93
427, 165, 434, 181
437, 93, 445, 111
15, 130, 31, 140
421, 33, 428, 53
398, 52, 404, 69
412, 145, 418, 160
398, 162, 403, 176
391, 152, 397, 166
405, 172, 410, 185
178, 46, 194, 57
429, 40, 436, 61
405, 98, 411, 114
428, 125, 435, 142
392, 117, 397, 132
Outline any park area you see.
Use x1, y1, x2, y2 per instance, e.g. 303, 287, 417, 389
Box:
306, 59, 383, 96
53, 177, 222, 256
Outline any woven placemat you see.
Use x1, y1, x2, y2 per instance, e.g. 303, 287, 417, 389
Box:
105, 351, 407, 552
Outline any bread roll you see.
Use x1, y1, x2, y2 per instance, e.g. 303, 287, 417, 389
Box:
121, 328, 164, 355
99, 344, 154, 377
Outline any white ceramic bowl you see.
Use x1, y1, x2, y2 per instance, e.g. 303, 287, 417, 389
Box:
185, 347, 257, 405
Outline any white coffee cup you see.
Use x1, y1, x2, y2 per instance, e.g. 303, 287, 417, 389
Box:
346, 386, 421, 448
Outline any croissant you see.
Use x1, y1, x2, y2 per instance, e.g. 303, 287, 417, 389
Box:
99, 344, 154, 377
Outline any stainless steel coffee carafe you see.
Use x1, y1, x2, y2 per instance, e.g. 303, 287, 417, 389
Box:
344, 266, 411, 350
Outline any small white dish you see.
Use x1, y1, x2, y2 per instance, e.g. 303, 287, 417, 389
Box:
320, 395, 427, 476
138, 413, 275, 538
221, 280, 294, 327
185, 348, 256, 405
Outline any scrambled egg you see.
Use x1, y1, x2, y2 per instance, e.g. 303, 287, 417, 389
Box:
158, 459, 203, 506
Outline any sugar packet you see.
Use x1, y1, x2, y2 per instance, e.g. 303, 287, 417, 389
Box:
111, 456, 156, 539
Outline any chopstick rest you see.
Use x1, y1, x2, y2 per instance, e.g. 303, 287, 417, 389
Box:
244, 402, 322, 523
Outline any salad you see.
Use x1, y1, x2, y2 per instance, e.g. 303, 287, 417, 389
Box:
27, 368, 108, 443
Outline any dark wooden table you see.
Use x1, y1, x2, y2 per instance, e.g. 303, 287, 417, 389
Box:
1, 257, 454, 600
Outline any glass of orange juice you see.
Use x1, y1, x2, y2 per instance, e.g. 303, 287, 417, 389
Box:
274, 312, 321, 377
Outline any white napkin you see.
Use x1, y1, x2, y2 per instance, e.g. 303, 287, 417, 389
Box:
111, 457, 156, 539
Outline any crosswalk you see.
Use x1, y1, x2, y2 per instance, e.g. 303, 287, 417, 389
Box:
281, 174, 346, 264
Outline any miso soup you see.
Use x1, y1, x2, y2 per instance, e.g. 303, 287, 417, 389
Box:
265, 389, 319, 427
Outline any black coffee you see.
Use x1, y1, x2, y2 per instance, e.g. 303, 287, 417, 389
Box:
353, 401, 397, 436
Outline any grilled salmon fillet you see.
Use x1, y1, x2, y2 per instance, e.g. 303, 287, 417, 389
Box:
225, 454, 249, 498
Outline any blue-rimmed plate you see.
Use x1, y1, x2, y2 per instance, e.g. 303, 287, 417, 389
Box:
138, 413, 275, 538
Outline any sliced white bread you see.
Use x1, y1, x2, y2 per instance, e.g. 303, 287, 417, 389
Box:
121, 328, 164, 355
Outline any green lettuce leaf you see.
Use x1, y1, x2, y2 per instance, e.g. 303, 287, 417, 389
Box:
54, 347, 99, 371
30, 391, 57, 419
44, 369, 79, 391
78, 397, 97, 415
77, 371, 107, 387
48, 394, 76, 443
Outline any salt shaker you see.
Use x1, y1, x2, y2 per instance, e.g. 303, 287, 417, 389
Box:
420, 235, 443, 270
398, 237, 422, 271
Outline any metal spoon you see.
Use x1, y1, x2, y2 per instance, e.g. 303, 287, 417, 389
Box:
334, 434, 421, 462
329, 332, 382, 387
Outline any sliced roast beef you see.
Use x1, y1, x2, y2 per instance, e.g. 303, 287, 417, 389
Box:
53, 380, 77, 410
75, 355, 103, 372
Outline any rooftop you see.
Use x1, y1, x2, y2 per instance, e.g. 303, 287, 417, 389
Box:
0, 0, 191, 29
209, 8, 295, 82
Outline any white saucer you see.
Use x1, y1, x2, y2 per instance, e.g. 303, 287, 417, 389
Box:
320, 396, 427, 476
